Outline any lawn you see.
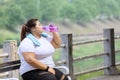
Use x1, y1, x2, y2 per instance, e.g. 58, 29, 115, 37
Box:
53, 37, 120, 80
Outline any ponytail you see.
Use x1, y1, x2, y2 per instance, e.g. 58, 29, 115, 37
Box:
20, 25, 27, 41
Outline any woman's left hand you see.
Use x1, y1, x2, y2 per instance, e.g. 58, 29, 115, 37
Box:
48, 67, 55, 75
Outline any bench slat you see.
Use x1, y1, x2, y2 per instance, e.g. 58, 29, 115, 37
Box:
0, 60, 20, 73
0, 65, 20, 73
0, 60, 20, 67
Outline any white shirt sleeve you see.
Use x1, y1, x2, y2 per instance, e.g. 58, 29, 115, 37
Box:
19, 38, 35, 53
41, 32, 53, 42
46, 35, 53, 42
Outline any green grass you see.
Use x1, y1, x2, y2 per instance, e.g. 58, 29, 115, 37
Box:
53, 38, 120, 80
77, 71, 103, 80
72, 42, 104, 80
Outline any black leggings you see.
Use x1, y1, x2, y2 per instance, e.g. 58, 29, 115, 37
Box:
22, 68, 68, 80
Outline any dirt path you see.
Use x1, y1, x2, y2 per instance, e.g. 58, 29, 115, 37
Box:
59, 19, 120, 34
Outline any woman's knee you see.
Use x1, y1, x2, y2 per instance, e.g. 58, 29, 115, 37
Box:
45, 73, 57, 80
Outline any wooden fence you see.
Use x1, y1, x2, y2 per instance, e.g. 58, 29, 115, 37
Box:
0, 40, 19, 78
0, 28, 120, 80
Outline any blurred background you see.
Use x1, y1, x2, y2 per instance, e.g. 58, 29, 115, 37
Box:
1, 0, 120, 80
1, 0, 120, 47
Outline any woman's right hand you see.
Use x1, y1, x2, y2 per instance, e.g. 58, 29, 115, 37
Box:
48, 67, 55, 75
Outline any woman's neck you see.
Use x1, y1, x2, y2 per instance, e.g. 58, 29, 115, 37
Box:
32, 33, 41, 39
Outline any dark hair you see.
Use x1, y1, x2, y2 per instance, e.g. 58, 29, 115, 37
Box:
20, 18, 38, 41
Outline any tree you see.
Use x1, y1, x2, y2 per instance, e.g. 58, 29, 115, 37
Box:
72, 0, 93, 22
39, 0, 61, 22
5, 4, 25, 32
60, 3, 76, 21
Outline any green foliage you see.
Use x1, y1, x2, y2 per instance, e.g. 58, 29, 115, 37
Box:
0, 29, 19, 48
14, 0, 42, 20
60, 3, 76, 21
5, 4, 25, 32
39, 0, 62, 22
1, 0, 120, 31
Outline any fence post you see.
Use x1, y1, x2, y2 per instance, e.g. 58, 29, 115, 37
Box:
3, 40, 19, 78
60, 34, 76, 80
103, 28, 120, 75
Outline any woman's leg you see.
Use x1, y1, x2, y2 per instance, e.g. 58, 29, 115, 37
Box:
22, 69, 57, 80
54, 68, 69, 80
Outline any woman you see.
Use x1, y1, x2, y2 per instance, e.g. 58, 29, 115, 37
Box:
18, 18, 68, 80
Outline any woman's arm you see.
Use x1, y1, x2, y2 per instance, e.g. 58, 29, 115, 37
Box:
22, 52, 55, 74
23, 52, 47, 69
51, 32, 61, 48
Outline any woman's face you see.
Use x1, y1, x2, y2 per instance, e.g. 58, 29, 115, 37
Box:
34, 21, 44, 35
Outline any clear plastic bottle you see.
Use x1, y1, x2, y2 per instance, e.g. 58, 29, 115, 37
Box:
42, 24, 58, 32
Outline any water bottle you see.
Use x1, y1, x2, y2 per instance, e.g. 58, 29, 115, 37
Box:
42, 24, 58, 32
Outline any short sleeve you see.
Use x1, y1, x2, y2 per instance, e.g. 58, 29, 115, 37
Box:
46, 35, 53, 42
41, 32, 53, 42
19, 38, 35, 53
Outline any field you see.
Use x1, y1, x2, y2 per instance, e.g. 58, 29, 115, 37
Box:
53, 35, 120, 80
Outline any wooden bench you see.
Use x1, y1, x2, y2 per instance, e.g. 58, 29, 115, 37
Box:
0, 60, 20, 80
0, 60, 71, 80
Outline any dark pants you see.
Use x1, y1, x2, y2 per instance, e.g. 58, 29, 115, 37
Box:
22, 68, 68, 80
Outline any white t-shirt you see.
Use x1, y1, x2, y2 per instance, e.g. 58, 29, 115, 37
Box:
18, 36, 55, 75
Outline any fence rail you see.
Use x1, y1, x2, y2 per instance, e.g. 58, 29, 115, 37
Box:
0, 40, 19, 78
0, 28, 120, 80
73, 37, 108, 46
0, 53, 9, 58
73, 52, 108, 61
